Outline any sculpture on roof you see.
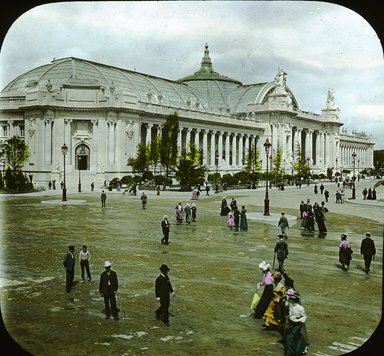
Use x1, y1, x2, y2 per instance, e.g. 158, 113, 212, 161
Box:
274, 67, 287, 88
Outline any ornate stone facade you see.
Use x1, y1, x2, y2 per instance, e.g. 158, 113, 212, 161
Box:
0, 44, 375, 188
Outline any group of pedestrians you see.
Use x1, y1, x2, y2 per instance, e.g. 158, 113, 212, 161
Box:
63, 245, 175, 326
221, 197, 248, 231
299, 199, 328, 233
252, 261, 309, 355
62, 245, 119, 320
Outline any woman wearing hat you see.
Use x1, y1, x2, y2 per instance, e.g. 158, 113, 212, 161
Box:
155, 264, 174, 326
99, 261, 119, 320
285, 289, 309, 355
254, 261, 274, 319
262, 272, 286, 331
338, 233, 353, 271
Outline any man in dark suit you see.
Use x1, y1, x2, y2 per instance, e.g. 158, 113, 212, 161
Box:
155, 264, 174, 326
99, 261, 119, 320
360, 232, 376, 274
161, 216, 170, 245
63, 245, 75, 292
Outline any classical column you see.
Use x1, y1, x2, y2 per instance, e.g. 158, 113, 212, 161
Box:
225, 133, 230, 166
64, 119, 72, 165
146, 123, 153, 144
177, 128, 182, 151
238, 134, 244, 168
244, 135, 250, 160
194, 129, 200, 149
210, 130, 216, 166
305, 130, 312, 163
91, 120, 98, 171
218, 131, 223, 165
232, 134, 237, 166
107, 119, 116, 165
202, 130, 208, 165
44, 118, 53, 165
186, 128, 191, 149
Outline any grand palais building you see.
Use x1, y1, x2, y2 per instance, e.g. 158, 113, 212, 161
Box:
0, 44, 375, 189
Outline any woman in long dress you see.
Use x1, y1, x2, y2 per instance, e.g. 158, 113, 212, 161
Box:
263, 272, 286, 331
254, 261, 275, 319
338, 233, 353, 270
240, 205, 248, 230
227, 211, 235, 229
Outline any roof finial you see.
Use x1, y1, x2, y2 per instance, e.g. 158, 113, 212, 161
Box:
201, 43, 213, 73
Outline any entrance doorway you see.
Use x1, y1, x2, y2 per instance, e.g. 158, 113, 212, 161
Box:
75, 144, 90, 170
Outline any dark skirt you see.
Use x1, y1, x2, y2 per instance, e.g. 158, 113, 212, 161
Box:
254, 284, 274, 319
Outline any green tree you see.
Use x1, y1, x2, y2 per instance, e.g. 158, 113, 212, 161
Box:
0, 136, 30, 191
128, 143, 150, 175
273, 146, 283, 184
172, 143, 206, 191
149, 135, 160, 174
160, 112, 179, 177
293, 143, 309, 178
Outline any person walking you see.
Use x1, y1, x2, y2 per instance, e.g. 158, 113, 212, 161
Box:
233, 205, 240, 230
191, 203, 197, 222
278, 212, 289, 237
285, 289, 308, 356
324, 189, 329, 202
254, 261, 274, 319
338, 234, 353, 271
161, 215, 171, 245
175, 202, 184, 223
63, 245, 75, 293
240, 205, 248, 230
155, 264, 175, 326
141, 192, 148, 209
100, 190, 106, 208
360, 232, 376, 274
99, 261, 119, 320
156, 185, 161, 196
274, 235, 289, 272
184, 203, 191, 224
90, 182, 94, 191
79, 245, 92, 283
262, 272, 286, 332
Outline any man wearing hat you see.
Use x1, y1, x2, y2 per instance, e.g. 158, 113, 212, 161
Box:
274, 234, 289, 272
63, 245, 75, 292
99, 261, 119, 320
155, 264, 174, 326
360, 232, 376, 274
161, 215, 171, 245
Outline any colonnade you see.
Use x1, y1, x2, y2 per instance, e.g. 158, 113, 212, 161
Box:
339, 144, 373, 171
141, 122, 265, 170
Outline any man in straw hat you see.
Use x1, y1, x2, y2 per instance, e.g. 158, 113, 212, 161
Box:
155, 264, 175, 326
99, 261, 119, 320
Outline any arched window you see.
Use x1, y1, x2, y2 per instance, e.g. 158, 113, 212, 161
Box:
75, 144, 90, 170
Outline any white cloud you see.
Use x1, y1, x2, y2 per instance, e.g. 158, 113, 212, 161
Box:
1, 1, 383, 148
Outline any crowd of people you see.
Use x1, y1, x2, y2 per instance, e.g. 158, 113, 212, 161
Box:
64, 178, 380, 355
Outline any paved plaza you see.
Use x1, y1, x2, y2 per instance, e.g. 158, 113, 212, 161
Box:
0, 178, 382, 355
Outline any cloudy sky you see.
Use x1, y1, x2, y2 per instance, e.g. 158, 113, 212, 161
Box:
1, 1, 383, 148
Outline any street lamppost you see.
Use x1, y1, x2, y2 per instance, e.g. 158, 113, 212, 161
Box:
357, 159, 360, 181
351, 151, 357, 199
263, 138, 271, 216
61, 143, 68, 201
78, 155, 82, 192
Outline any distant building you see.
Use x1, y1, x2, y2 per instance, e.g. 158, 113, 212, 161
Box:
0, 44, 375, 188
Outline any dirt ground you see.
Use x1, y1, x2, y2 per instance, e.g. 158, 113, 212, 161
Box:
0, 182, 383, 355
